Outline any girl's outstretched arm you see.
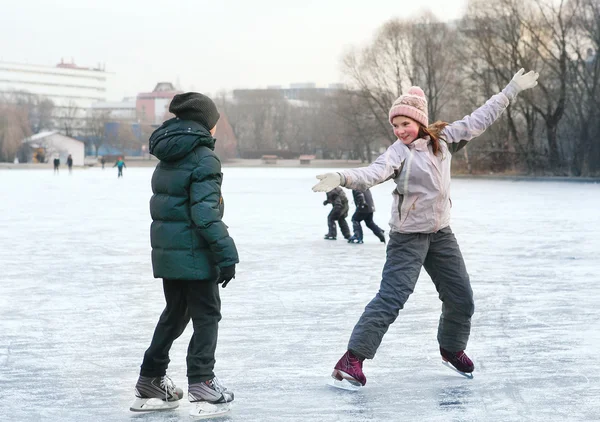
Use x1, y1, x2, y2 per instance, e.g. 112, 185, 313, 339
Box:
443, 69, 539, 154
312, 142, 408, 192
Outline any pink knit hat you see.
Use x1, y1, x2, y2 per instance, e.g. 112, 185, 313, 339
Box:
388, 86, 428, 127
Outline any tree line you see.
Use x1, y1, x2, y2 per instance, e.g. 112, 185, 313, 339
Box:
218, 0, 600, 176
2, 0, 598, 175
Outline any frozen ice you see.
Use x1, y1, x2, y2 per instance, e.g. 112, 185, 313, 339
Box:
0, 167, 599, 421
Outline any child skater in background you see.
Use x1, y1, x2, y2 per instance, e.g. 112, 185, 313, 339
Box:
113, 156, 126, 178
322, 186, 351, 240
313, 68, 539, 387
348, 188, 385, 244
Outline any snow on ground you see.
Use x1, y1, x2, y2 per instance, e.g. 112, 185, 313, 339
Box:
0, 167, 598, 421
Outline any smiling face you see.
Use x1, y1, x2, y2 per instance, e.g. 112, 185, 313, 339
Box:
391, 115, 420, 145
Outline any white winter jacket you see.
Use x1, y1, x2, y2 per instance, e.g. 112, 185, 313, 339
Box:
340, 92, 510, 234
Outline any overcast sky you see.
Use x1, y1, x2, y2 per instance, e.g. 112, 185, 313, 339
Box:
1, 0, 467, 101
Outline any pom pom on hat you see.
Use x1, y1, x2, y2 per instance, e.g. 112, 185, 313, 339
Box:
407, 86, 425, 97
388, 86, 428, 127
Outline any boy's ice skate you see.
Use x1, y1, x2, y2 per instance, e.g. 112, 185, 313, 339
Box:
440, 347, 474, 379
188, 377, 234, 419
347, 235, 364, 244
130, 375, 184, 412
329, 350, 366, 391
324, 234, 336, 240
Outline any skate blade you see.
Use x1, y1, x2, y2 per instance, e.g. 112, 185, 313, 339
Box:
189, 402, 231, 419
328, 370, 363, 391
327, 377, 362, 391
129, 397, 180, 412
442, 360, 474, 379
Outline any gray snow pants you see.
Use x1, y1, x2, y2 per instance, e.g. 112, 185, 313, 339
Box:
348, 226, 474, 359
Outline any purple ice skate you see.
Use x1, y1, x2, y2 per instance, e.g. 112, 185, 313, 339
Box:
440, 347, 474, 378
330, 350, 366, 390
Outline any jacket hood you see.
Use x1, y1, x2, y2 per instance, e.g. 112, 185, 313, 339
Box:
149, 118, 215, 162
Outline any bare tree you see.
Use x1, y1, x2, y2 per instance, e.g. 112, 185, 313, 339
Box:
329, 89, 381, 162
0, 103, 31, 162
565, 0, 600, 175
461, 0, 542, 173
56, 100, 81, 137
10, 91, 54, 134
341, 13, 462, 150
462, 0, 578, 173
86, 109, 111, 156
410, 12, 464, 122
115, 121, 142, 154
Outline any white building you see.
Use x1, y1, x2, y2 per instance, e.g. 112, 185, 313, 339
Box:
89, 98, 136, 120
19, 131, 85, 166
0, 60, 112, 108
0, 60, 114, 134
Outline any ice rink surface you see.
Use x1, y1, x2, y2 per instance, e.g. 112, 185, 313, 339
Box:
1, 167, 599, 421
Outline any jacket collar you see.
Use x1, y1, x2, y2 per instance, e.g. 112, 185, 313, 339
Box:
408, 137, 430, 152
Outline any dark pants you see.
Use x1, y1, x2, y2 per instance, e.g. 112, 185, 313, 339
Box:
348, 227, 474, 359
117, 167, 123, 177
327, 209, 351, 239
140, 279, 221, 384
351, 211, 384, 240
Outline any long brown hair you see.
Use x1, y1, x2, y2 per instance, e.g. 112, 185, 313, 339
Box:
417, 121, 449, 156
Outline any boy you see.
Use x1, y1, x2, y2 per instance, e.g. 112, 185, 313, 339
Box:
131, 92, 239, 418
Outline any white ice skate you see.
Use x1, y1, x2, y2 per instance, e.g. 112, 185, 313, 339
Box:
189, 401, 232, 419
129, 375, 183, 412
188, 377, 234, 419
130, 397, 180, 412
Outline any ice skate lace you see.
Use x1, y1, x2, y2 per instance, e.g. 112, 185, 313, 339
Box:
160, 375, 176, 402
209, 376, 227, 394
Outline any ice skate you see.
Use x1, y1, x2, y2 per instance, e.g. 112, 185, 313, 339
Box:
376, 230, 386, 244
324, 234, 336, 240
440, 347, 474, 379
130, 375, 183, 412
188, 377, 234, 419
347, 235, 363, 244
329, 350, 366, 391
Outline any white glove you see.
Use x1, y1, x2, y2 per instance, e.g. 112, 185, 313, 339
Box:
312, 172, 342, 192
502, 68, 539, 101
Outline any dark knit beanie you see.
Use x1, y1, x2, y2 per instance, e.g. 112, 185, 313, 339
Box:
168, 92, 220, 131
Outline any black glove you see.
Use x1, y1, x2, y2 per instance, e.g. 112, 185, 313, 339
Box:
217, 265, 236, 288
323, 200, 328, 206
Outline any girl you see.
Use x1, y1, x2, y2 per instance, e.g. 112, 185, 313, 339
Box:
312, 69, 539, 386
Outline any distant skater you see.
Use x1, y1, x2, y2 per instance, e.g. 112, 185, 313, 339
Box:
313, 68, 539, 386
53, 157, 60, 174
67, 154, 73, 174
323, 187, 351, 240
113, 157, 126, 178
348, 189, 385, 244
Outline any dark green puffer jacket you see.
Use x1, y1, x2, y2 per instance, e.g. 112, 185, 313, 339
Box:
148, 118, 239, 281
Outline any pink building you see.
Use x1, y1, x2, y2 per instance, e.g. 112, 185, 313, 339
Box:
136, 82, 182, 124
